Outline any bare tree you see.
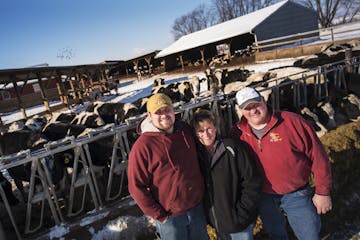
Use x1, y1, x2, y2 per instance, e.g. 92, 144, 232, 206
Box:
336, 0, 360, 24
171, 0, 359, 40
171, 4, 215, 40
300, 0, 359, 27
211, 0, 276, 22
57, 47, 75, 60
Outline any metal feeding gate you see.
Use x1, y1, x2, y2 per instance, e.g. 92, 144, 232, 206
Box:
0, 123, 135, 239
0, 56, 359, 239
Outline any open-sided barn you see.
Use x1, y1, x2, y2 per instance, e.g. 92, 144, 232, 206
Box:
156, 0, 318, 71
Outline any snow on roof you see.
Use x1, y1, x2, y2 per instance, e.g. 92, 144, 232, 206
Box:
156, 0, 288, 58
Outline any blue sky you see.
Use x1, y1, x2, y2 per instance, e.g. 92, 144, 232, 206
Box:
0, 0, 206, 69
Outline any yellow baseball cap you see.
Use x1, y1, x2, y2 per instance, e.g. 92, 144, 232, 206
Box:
147, 93, 173, 113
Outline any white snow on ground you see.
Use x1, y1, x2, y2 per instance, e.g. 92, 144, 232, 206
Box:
0, 57, 298, 125
1, 100, 63, 125
1, 21, 359, 238
43, 55, 358, 239
80, 211, 110, 227
90, 215, 155, 240
10, 57, 295, 240
48, 224, 70, 239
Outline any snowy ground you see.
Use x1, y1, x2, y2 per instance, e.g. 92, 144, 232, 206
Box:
1, 20, 360, 125
0, 57, 298, 125
21, 55, 356, 240
0, 57, 302, 240
1, 22, 359, 238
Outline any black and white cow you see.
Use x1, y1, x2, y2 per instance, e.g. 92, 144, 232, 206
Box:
153, 78, 165, 87
300, 107, 328, 137
86, 101, 139, 125
70, 111, 105, 128
0, 172, 19, 205
132, 97, 149, 115
50, 112, 77, 124
0, 128, 57, 201
151, 82, 182, 102
207, 67, 252, 94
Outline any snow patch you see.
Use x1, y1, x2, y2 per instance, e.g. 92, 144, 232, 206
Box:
80, 211, 110, 226
90, 215, 155, 240
49, 224, 70, 239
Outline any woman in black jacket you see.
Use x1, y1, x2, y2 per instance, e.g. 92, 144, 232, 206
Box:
191, 110, 262, 240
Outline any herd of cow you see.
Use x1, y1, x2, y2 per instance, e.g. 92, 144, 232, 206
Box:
0, 41, 359, 236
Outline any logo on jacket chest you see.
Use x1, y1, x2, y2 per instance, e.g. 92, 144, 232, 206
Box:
269, 132, 282, 142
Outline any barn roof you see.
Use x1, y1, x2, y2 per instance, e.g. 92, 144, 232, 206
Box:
156, 0, 289, 58
0, 63, 117, 85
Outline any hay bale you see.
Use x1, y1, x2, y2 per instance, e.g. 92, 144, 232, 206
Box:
319, 119, 360, 236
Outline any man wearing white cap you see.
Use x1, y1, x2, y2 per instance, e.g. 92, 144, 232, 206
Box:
230, 87, 332, 240
128, 93, 209, 240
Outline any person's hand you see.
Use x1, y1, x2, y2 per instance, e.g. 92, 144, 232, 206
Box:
157, 215, 169, 223
312, 194, 332, 214
160, 216, 169, 223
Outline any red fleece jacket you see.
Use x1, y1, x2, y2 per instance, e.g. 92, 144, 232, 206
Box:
128, 119, 204, 221
230, 110, 332, 195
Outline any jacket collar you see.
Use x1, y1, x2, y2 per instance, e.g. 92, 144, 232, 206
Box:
137, 116, 180, 134
210, 140, 226, 168
239, 107, 280, 138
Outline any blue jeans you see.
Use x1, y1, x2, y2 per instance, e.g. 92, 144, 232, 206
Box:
217, 223, 255, 240
155, 203, 209, 240
259, 185, 321, 240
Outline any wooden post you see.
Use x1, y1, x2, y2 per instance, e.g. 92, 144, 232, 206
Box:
200, 49, 205, 66
69, 79, 77, 100
55, 74, 68, 106
62, 76, 70, 106
345, 49, 353, 73
179, 55, 184, 71
226, 41, 232, 59
36, 75, 51, 114
251, 32, 259, 52
75, 73, 83, 101
80, 75, 87, 93
12, 81, 27, 119
56, 78, 64, 103
133, 60, 139, 75
145, 57, 152, 74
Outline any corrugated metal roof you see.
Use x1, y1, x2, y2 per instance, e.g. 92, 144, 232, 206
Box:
156, 0, 288, 58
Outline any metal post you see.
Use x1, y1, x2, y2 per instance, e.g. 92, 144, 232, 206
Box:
0, 184, 21, 239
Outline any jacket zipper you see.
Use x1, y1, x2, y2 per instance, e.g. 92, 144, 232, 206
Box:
211, 206, 220, 230
258, 138, 262, 152
252, 119, 277, 153
207, 157, 220, 231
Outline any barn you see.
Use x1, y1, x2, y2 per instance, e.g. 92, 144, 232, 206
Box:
0, 63, 119, 117
106, 51, 164, 80
156, 0, 319, 71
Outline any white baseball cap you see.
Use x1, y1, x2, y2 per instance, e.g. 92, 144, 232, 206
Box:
235, 87, 262, 109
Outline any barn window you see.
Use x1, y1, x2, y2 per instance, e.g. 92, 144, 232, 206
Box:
1, 90, 11, 100
33, 83, 41, 92
216, 43, 230, 56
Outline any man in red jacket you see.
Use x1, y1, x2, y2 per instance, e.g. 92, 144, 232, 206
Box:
128, 93, 209, 240
230, 87, 332, 240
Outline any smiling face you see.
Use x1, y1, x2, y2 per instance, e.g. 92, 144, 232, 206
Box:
148, 106, 175, 133
240, 100, 270, 129
194, 120, 217, 150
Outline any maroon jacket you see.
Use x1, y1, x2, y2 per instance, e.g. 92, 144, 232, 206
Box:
230, 109, 332, 195
128, 117, 204, 221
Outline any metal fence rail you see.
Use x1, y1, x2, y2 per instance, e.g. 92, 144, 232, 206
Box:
255, 22, 360, 51
0, 56, 359, 239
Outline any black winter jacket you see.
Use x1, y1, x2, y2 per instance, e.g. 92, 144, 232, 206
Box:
198, 138, 262, 234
